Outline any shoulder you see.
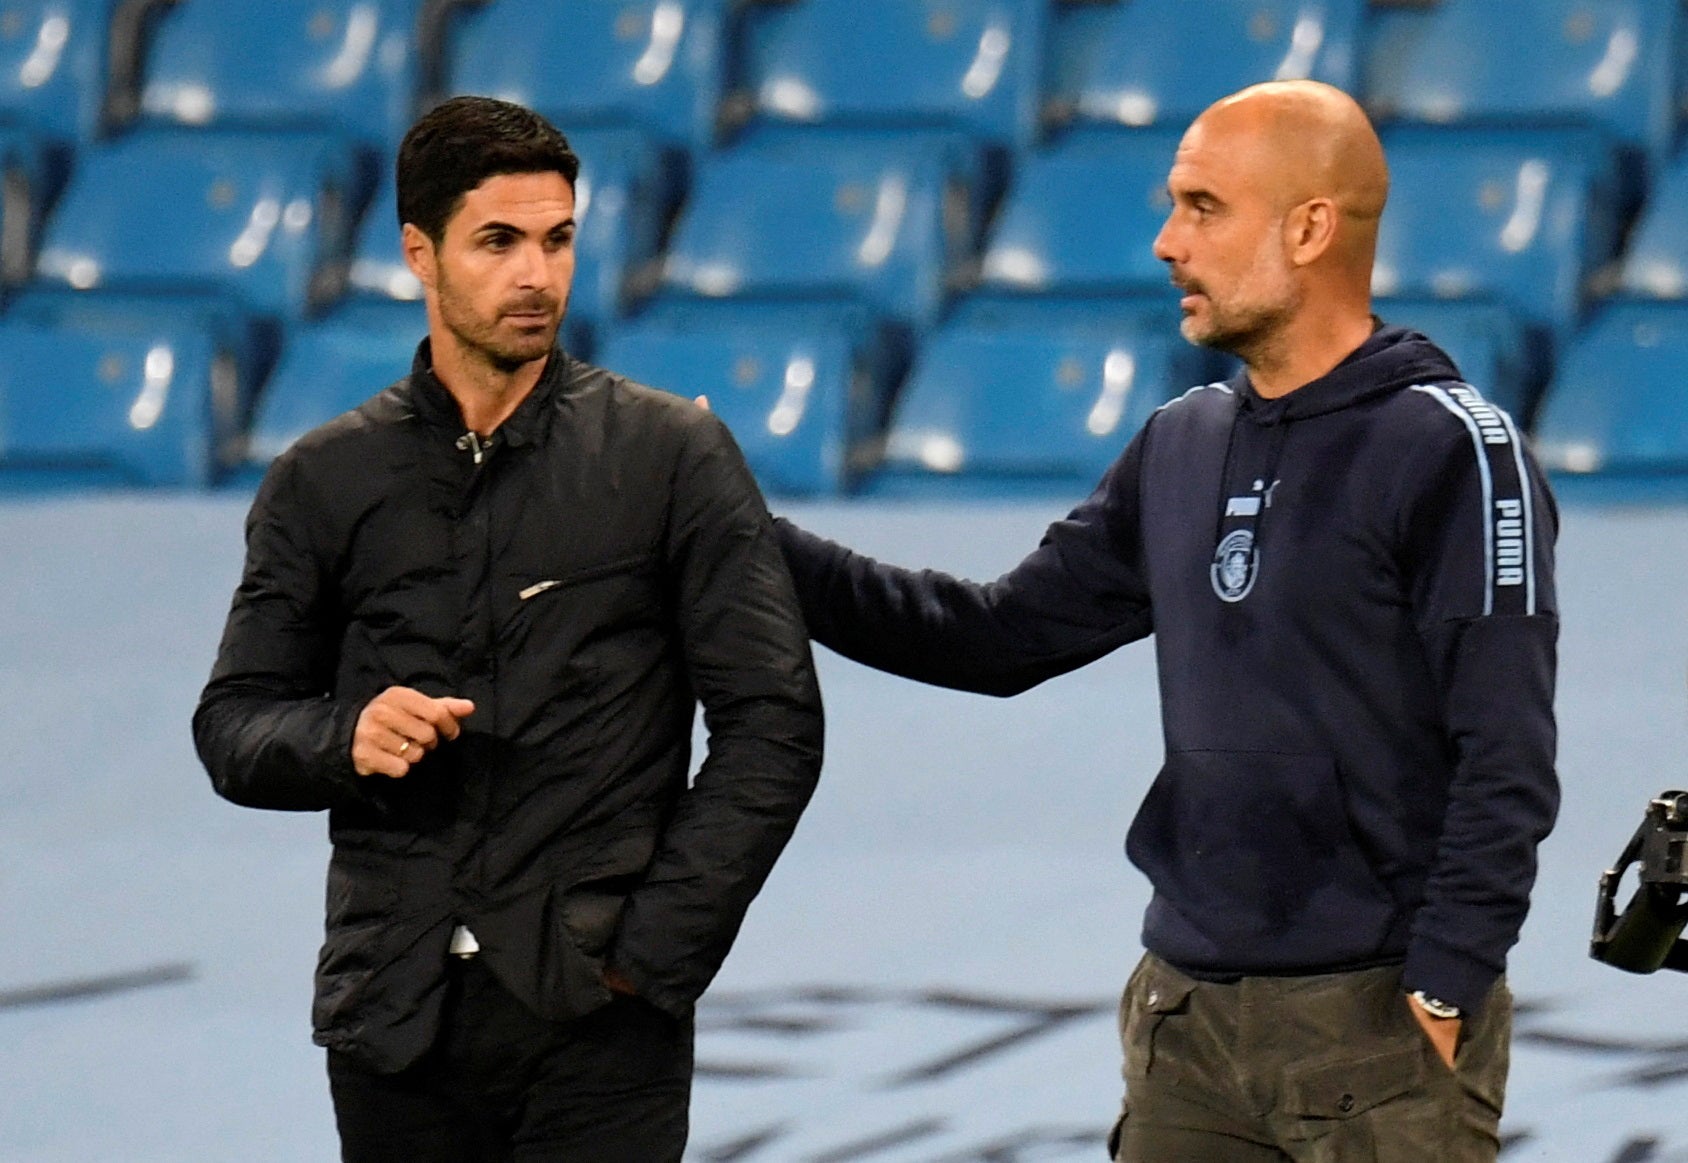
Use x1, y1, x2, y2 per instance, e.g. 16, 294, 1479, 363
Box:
1156, 380, 1238, 420
565, 357, 737, 452
1388, 380, 1528, 463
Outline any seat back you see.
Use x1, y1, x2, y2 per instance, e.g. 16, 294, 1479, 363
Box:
1535, 303, 1688, 474
0, 315, 234, 486
979, 132, 1178, 296
448, 0, 727, 151
1049, 0, 1364, 131
1374, 127, 1621, 336
740, 0, 1045, 148
1367, 0, 1679, 161
34, 129, 361, 317
661, 135, 971, 329
139, 0, 423, 150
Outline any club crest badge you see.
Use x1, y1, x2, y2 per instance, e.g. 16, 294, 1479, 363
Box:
1210, 529, 1259, 603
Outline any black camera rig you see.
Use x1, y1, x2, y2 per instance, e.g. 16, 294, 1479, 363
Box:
1592, 790, 1688, 973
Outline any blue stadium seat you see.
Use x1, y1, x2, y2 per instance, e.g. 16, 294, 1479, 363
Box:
659, 135, 974, 330
739, 0, 1045, 149
1534, 303, 1688, 476
33, 129, 362, 318
1367, 0, 1679, 163
1376, 301, 1533, 421
976, 132, 1178, 298
1619, 150, 1688, 298
0, 313, 240, 487
244, 300, 424, 471
0, 0, 121, 142
137, 0, 424, 151
597, 305, 894, 495
869, 310, 1210, 494
347, 128, 666, 350
1048, 0, 1364, 132
448, 0, 728, 152
1373, 127, 1622, 338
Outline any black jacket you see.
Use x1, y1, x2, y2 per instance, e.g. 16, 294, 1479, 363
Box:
195, 344, 824, 1073
776, 326, 1558, 1015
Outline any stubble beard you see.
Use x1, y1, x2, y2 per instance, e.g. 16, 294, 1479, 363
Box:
437, 267, 568, 374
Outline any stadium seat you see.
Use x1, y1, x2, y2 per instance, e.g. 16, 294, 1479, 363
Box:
347, 128, 667, 349
659, 135, 974, 331
0, 313, 240, 487
1373, 127, 1622, 338
1047, 0, 1364, 132
1367, 0, 1679, 164
1534, 303, 1688, 476
0, 0, 134, 142
1618, 150, 1688, 298
869, 310, 1210, 494
32, 129, 363, 318
243, 300, 424, 471
137, 0, 424, 151
447, 0, 729, 152
738, 0, 1045, 150
596, 304, 895, 495
1376, 300, 1533, 421
976, 131, 1179, 298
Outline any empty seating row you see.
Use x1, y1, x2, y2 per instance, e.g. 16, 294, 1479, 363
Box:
2, 1, 1681, 160
2, 294, 1681, 493
4, 116, 1685, 455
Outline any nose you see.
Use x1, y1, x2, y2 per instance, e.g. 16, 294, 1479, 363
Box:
1152, 215, 1180, 265
515, 239, 552, 290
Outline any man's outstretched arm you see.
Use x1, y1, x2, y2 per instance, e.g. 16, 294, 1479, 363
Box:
776, 434, 1155, 696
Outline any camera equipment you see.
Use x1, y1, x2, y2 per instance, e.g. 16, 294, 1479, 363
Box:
1591, 790, 1688, 973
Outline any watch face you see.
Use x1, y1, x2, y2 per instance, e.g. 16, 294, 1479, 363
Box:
1413, 991, 1461, 1019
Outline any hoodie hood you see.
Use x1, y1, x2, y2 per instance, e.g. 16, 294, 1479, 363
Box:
1232, 324, 1462, 424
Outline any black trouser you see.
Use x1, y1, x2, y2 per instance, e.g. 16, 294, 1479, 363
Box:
328, 957, 693, 1163
1111, 953, 1511, 1163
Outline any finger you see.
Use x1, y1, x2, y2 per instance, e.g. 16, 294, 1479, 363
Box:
432, 698, 477, 739
352, 744, 411, 779
694, 394, 710, 411
367, 704, 441, 752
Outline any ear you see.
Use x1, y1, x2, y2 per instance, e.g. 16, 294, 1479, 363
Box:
1284, 198, 1338, 268
401, 222, 438, 291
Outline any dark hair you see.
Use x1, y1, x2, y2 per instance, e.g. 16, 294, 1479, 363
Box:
396, 96, 580, 242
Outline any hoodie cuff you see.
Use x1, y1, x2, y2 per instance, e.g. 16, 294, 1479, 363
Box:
1401, 936, 1502, 1017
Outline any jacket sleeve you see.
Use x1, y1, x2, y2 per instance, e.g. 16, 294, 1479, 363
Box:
192, 452, 368, 812
775, 433, 1154, 696
1397, 403, 1561, 1015
609, 413, 825, 1016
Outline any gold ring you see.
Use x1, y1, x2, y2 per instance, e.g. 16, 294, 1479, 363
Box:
398, 739, 411, 756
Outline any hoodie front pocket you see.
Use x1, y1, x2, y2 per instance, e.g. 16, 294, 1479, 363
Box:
1125, 750, 1399, 958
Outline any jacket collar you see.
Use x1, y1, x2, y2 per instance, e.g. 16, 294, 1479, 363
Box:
405, 339, 568, 448
1230, 322, 1463, 424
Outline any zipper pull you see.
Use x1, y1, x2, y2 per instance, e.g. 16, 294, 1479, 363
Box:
456, 432, 486, 465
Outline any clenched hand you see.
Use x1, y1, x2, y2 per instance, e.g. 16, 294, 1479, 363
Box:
352, 687, 476, 778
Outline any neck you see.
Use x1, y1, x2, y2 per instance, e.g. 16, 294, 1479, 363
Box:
1244, 300, 1376, 399
429, 331, 549, 436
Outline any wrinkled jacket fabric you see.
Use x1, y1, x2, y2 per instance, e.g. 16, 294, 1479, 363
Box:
195, 343, 824, 1073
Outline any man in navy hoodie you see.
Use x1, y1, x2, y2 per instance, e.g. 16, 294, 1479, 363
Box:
772, 82, 1558, 1160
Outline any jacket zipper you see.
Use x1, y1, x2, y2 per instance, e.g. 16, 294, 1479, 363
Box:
456, 431, 493, 465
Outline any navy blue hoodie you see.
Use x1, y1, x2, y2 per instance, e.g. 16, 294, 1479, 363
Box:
775, 325, 1559, 1014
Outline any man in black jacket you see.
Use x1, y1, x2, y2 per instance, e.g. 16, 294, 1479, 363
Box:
194, 96, 824, 1162
774, 83, 1557, 1160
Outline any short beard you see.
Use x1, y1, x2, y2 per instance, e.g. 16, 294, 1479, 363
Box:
1183, 297, 1296, 366
436, 265, 566, 373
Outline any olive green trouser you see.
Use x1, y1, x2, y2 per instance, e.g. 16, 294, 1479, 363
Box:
1110, 953, 1510, 1162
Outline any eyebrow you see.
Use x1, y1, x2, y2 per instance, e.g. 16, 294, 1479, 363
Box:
473, 217, 577, 237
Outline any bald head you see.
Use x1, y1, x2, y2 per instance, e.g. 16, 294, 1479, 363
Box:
1188, 80, 1388, 231
1152, 81, 1389, 388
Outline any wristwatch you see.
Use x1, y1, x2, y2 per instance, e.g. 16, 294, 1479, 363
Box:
1410, 990, 1462, 1020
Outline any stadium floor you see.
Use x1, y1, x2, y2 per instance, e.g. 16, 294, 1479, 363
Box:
2, 495, 1686, 1162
